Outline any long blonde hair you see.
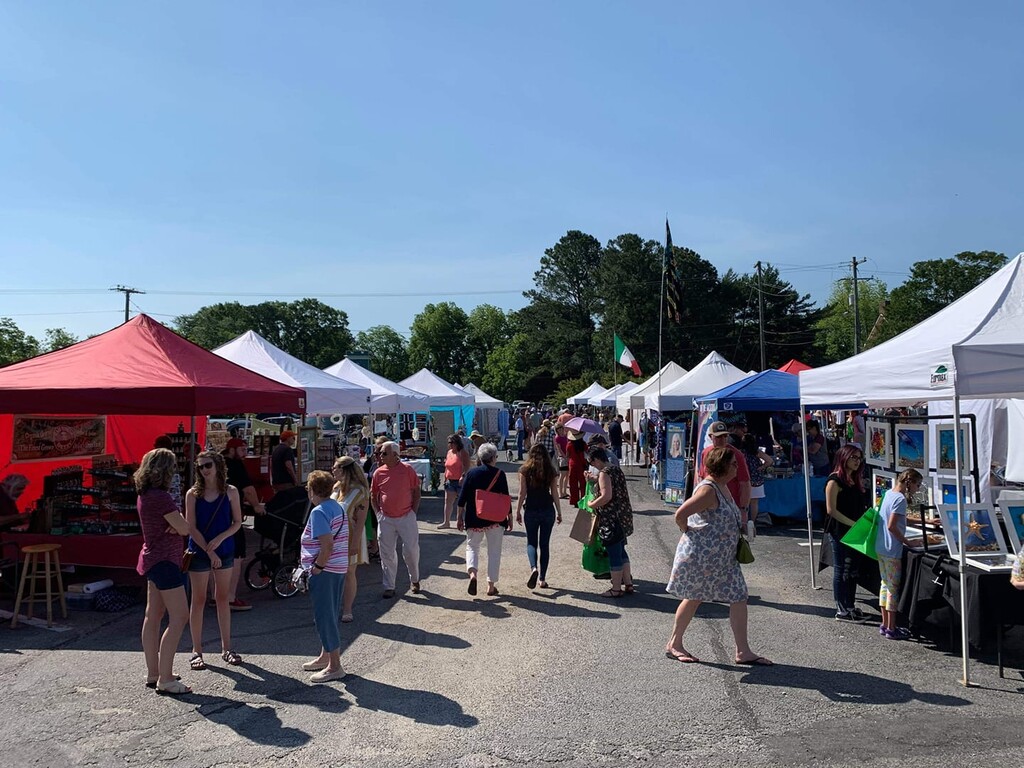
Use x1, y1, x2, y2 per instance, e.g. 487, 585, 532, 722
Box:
333, 456, 369, 505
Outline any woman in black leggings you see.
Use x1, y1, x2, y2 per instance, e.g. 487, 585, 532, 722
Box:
515, 444, 562, 589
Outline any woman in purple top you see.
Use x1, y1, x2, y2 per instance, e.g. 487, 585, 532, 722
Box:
135, 448, 209, 695
185, 451, 243, 671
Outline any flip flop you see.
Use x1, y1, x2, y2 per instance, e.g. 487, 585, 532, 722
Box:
341, 613, 354, 623
736, 656, 773, 666
527, 570, 539, 589
665, 648, 699, 663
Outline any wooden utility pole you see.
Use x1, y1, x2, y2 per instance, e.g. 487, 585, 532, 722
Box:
756, 261, 766, 370
109, 285, 145, 323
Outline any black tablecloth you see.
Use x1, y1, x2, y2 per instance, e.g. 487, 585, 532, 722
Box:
899, 549, 1024, 649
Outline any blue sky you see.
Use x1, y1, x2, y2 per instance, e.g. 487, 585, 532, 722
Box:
1, 2, 1022, 345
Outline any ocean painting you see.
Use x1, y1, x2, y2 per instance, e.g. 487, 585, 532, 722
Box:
997, 492, 1024, 555
937, 424, 971, 472
937, 504, 1007, 557
895, 424, 927, 473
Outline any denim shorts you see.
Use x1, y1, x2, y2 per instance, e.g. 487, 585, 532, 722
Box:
445, 478, 462, 493
146, 560, 186, 590
187, 548, 235, 572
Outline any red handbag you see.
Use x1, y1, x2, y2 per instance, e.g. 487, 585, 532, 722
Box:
475, 469, 510, 523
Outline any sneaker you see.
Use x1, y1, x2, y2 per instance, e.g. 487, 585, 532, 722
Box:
228, 599, 252, 611
891, 627, 912, 640
850, 607, 867, 622
835, 610, 867, 623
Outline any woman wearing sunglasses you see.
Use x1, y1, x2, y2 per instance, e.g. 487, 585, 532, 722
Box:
185, 450, 243, 671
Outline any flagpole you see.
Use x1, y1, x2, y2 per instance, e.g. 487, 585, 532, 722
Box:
613, 329, 618, 387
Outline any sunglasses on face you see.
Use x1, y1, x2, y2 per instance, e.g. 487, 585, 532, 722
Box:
198, 462, 215, 470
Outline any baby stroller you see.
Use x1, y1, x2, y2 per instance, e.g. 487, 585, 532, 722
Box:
244, 486, 311, 598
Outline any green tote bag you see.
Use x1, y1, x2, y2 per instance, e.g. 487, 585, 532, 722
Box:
840, 507, 881, 561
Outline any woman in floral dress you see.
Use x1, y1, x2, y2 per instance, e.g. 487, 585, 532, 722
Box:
665, 446, 771, 666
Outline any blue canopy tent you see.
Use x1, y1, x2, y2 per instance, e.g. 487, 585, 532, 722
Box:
694, 369, 801, 412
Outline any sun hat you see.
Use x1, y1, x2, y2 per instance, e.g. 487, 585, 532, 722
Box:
469, 429, 484, 438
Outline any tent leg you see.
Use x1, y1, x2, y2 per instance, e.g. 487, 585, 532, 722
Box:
801, 406, 818, 589
953, 395, 973, 687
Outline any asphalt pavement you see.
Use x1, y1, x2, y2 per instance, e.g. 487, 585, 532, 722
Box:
2, 462, 1023, 767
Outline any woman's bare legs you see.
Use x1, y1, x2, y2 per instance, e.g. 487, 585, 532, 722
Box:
440, 490, 456, 527
158, 584, 190, 684
142, 582, 167, 681
342, 564, 358, 617
188, 571, 210, 657
212, 567, 234, 653
666, 599, 701, 660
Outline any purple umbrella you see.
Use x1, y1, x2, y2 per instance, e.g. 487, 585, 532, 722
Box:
563, 416, 606, 437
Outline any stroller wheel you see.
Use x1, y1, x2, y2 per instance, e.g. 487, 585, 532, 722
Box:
273, 565, 300, 599
245, 557, 274, 591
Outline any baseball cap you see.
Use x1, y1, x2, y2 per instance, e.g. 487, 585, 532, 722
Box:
709, 422, 729, 436
280, 430, 296, 439
226, 438, 247, 450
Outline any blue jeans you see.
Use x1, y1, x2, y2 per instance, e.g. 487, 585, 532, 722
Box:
309, 570, 345, 653
830, 533, 859, 614
516, 431, 525, 459
524, 507, 555, 580
605, 539, 630, 571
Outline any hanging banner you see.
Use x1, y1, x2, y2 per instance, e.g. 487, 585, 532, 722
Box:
663, 421, 688, 504
694, 408, 718, 479
11, 416, 107, 462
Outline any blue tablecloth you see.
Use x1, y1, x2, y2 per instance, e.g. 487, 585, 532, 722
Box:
760, 475, 828, 521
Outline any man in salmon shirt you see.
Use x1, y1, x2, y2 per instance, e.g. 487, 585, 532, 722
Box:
699, 421, 751, 517
370, 441, 421, 598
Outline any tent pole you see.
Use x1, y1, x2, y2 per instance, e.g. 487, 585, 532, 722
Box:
801, 405, 817, 589
953, 394, 972, 687
188, 416, 196, 490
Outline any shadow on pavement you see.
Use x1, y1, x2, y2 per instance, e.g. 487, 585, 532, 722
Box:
700, 660, 972, 706
166, 690, 315, 747
344, 674, 479, 727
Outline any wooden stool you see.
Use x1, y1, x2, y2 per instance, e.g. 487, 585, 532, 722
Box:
11, 543, 67, 628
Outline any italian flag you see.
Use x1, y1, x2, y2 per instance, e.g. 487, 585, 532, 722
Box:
614, 334, 641, 376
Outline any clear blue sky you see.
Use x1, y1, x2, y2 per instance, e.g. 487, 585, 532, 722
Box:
2, 2, 1022, 345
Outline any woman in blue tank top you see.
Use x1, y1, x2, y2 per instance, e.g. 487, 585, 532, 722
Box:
185, 451, 243, 671
515, 444, 562, 589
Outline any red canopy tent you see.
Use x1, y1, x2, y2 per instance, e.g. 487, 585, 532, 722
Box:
0, 315, 306, 565
777, 359, 812, 374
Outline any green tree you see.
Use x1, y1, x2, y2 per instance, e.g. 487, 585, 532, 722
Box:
662, 246, 736, 367
814, 279, 888, 361
175, 299, 353, 368
520, 230, 604, 378
465, 304, 511, 383
720, 264, 823, 370
407, 302, 470, 383
354, 325, 410, 382
44, 327, 79, 352
0, 318, 40, 366
481, 333, 529, 403
879, 251, 1007, 341
598, 234, 662, 376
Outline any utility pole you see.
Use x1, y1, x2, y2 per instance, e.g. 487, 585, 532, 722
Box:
850, 258, 867, 354
109, 285, 145, 323
756, 261, 766, 370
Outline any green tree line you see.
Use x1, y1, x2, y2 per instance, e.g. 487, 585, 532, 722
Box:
0, 239, 1008, 405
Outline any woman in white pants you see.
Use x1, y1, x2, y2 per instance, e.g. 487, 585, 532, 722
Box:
457, 443, 511, 596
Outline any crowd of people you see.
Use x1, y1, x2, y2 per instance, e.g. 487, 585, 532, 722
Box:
138, 406, 957, 696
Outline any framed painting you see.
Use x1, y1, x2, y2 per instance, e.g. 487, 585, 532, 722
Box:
997, 491, 1024, 556
936, 423, 972, 473
865, 420, 892, 469
872, 470, 896, 510
937, 503, 1008, 558
894, 423, 928, 475
935, 475, 975, 507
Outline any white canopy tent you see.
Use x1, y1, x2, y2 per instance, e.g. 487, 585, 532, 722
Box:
322, 357, 429, 413
399, 369, 475, 407
567, 382, 606, 405
588, 381, 639, 407
213, 331, 371, 414
622, 361, 688, 412
645, 352, 747, 412
458, 382, 503, 408
799, 252, 1024, 686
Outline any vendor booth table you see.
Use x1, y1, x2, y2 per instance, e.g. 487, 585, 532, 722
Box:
760, 474, 828, 521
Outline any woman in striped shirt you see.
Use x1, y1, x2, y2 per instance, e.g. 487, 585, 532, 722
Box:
299, 470, 349, 683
